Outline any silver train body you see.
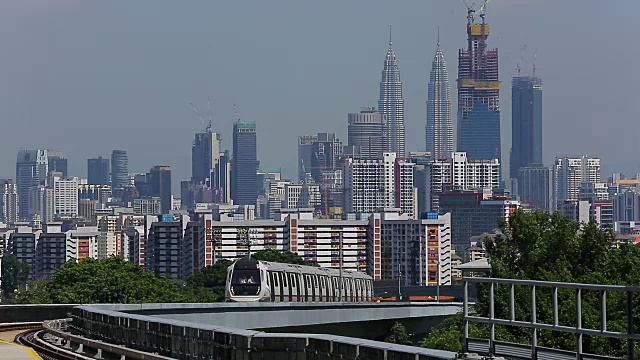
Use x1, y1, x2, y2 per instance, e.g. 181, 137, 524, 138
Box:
225, 259, 374, 302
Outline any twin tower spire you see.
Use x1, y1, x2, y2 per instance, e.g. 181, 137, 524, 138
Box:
378, 25, 453, 159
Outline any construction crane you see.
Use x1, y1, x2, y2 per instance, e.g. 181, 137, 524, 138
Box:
479, 0, 492, 22
463, 0, 491, 23
190, 102, 212, 132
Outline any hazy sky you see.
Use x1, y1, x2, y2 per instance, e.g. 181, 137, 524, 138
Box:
1, 0, 637, 193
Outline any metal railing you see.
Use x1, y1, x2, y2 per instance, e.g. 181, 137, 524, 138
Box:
463, 277, 640, 360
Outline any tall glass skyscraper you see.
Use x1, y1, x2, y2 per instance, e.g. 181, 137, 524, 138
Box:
457, 9, 501, 163
426, 38, 453, 159
378, 28, 405, 157
231, 120, 257, 206
15, 149, 48, 220
111, 150, 129, 189
191, 126, 221, 185
510, 76, 542, 180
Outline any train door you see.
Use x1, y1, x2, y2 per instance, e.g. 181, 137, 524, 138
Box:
305, 275, 313, 302
269, 271, 279, 302
281, 272, 290, 302
289, 273, 299, 302
332, 277, 339, 301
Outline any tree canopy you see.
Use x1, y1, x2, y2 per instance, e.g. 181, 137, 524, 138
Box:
15, 257, 193, 304
1, 255, 31, 302
423, 210, 640, 357
249, 249, 319, 266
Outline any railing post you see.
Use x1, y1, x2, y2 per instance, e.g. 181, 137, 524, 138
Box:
576, 288, 582, 360
463, 280, 469, 354
532, 285, 537, 359
553, 286, 558, 327
510, 284, 515, 322
627, 291, 634, 360
601, 290, 607, 332
490, 282, 495, 357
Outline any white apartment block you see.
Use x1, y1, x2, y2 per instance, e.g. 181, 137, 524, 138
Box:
344, 152, 416, 218
427, 152, 500, 211
53, 176, 78, 218
133, 197, 161, 215
284, 183, 321, 210
554, 155, 601, 208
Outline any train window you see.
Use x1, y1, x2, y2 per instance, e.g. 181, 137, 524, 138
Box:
273, 273, 279, 286
281, 273, 287, 287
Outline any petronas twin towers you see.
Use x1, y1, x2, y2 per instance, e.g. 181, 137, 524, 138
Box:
377, 28, 453, 159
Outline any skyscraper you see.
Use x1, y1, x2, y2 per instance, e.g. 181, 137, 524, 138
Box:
232, 120, 257, 206
298, 135, 318, 181
0, 179, 19, 224
87, 157, 110, 185
47, 151, 68, 177
510, 76, 543, 180
191, 125, 221, 185
378, 27, 405, 157
426, 35, 453, 159
111, 150, 129, 189
16, 150, 48, 220
348, 107, 385, 160
149, 166, 172, 214
518, 165, 550, 211
457, 8, 501, 163
553, 155, 601, 208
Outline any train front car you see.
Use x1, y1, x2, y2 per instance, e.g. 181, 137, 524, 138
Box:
226, 259, 269, 302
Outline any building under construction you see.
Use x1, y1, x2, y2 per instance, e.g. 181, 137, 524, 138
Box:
457, 1, 501, 165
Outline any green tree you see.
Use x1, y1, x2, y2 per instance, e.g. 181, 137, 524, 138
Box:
385, 321, 411, 345
250, 249, 318, 266
422, 210, 640, 357
1, 255, 31, 302
15, 257, 193, 304
184, 259, 232, 302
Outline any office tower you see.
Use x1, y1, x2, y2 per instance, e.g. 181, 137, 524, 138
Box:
344, 152, 416, 218
0, 179, 19, 223
111, 150, 129, 189
232, 120, 257, 206
553, 155, 601, 208
298, 135, 318, 181
310, 133, 342, 183
47, 151, 68, 177
191, 125, 221, 185
52, 176, 79, 218
348, 107, 386, 160
518, 165, 551, 211
440, 190, 520, 251
378, 28, 405, 157
426, 36, 453, 159
149, 166, 172, 214
457, 8, 501, 163
87, 157, 110, 185
16, 150, 48, 220
510, 76, 543, 180
212, 150, 231, 203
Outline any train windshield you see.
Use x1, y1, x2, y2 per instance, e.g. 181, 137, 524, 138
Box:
231, 269, 261, 296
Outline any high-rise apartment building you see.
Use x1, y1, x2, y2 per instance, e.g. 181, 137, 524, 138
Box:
0, 179, 19, 224
426, 38, 453, 159
213, 150, 231, 204
378, 30, 405, 157
111, 150, 129, 189
343, 152, 416, 218
348, 107, 385, 160
518, 165, 551, 211
52, 176, 79, 218
87, 157, 110, 185
553, 156, 601, 208
47, 151, 68, 177
16, 150, 48, 220
510, 76, 543, 180
425, 152, 500, 212
191, 126, 221, 185
457, 9, 501, 163
232, 120, 258, 206
149, 166, 172, 214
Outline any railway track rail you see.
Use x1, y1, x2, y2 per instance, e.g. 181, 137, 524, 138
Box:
0, 322, 88, 360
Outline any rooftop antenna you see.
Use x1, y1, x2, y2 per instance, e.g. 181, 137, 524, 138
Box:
389, 24, 392, 46
190, 102, 206, 129
233, 103, 240, 122
533, 48, 538, 77
437, 25, 440, 47
516, 44, 527, 77
207, 97, 213, 131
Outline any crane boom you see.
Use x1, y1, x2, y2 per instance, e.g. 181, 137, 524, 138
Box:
190, 103, 206, 128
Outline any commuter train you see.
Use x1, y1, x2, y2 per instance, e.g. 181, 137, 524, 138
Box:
225, 259, 374, 302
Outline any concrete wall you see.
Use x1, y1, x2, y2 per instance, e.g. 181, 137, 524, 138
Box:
0, 304, 76, 323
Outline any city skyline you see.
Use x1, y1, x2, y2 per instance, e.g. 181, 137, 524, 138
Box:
1, 1, 637, 190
